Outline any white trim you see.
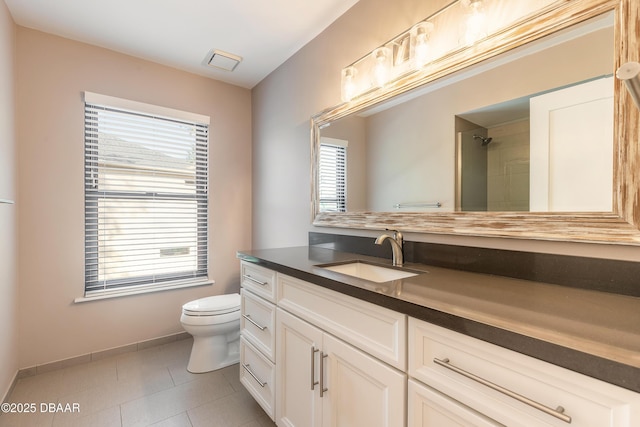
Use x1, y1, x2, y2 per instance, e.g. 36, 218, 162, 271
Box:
74, 279, 214, 303
83, 91, 210, 125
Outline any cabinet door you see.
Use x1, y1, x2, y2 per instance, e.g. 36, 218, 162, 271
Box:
276, 308, 323, 427
322, 333, 406, 427
408, 379, 503, 427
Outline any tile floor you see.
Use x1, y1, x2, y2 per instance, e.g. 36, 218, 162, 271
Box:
0, 338, 276, 427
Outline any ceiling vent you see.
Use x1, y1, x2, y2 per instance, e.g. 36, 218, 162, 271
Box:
204, 49, 242, 72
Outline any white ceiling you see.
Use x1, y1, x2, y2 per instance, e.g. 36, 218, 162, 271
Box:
5, 0, 359, 89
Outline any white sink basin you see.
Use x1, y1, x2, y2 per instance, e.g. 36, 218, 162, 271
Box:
319, 261, 419, 283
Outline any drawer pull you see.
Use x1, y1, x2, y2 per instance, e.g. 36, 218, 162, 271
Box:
242, 363, 267, 387
243, 274, 268, 286
242, 314, 267, 331
434, 358, 572, 424
311, 347, 319, 390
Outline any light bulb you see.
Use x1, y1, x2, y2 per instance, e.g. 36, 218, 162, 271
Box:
371, 47, 391, 88
464, 0, 487, 45
341, 66, 358, 102
411, 21, 434, 68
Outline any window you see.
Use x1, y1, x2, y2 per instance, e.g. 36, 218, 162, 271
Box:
84, 92, 209, 298
318, 137, 347, 212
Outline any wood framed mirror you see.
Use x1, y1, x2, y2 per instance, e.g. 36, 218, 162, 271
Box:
311, 0, 640, 245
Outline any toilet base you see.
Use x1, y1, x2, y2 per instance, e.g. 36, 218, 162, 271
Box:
187, 334, 240, 373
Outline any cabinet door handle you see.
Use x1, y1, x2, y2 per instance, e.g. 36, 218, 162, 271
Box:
243, 274, 268, 286
311, 347, 319, 390
434, 358, 571, 424
242, 363, 267, 388
242, 314, 267, 331
319, 351, 329, 397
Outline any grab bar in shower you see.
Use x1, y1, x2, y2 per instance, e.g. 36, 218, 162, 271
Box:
0, 199, 14, 204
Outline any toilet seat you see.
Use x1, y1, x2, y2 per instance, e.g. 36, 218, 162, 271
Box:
182, 293, 241, 316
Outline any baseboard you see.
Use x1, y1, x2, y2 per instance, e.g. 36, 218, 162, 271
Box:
9, 331, 191, 386
1, 370, 19, 406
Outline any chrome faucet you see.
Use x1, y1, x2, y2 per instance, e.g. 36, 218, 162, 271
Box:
375, 230, 404, 266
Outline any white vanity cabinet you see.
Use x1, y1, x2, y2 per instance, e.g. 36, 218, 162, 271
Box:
239, 261, 278, 420
276, 273, 406, 370
238, 260, 640, 427
276, 300, 406, 427
408, 317, 640, 427
275, 273, 407, 427
238, 263, 407, 426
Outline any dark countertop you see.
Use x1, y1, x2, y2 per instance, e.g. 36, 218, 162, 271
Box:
237, 246, 640, 393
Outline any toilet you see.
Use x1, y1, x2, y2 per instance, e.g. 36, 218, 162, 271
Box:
180, 293, 241, 373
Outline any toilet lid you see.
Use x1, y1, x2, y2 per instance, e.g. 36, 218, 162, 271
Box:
182, 293, 241, 316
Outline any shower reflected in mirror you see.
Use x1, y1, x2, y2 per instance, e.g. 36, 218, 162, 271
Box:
473, 135, 493, 146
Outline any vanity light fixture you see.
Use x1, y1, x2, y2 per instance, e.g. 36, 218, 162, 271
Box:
411, 21, 435, 69
371, 47, 392, 88
462, 0, 488, 46
338, 0, 555, 104
617, 62, 640, 110
341, 66, 358, 102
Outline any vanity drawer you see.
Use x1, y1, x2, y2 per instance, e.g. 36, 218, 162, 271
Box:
240, 337, 275, 420
241, 288, 276, 362
241, 261, 277, 303
408, 378, 503, 427
409, 317, 638, 427
277, 273, 406, 370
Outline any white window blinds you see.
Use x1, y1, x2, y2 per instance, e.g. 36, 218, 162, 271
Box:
318, 138, 347, 212
84, 92, 209, 296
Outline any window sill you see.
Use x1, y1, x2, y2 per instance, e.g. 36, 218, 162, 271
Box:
74, 279, 214, 303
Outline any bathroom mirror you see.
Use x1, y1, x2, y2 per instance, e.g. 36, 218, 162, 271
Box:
311, 0, 640, 244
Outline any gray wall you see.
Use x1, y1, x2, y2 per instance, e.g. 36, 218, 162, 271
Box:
251, 0, 640, 261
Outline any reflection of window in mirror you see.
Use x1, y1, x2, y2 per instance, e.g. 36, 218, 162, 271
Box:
319, 137, 348, 212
